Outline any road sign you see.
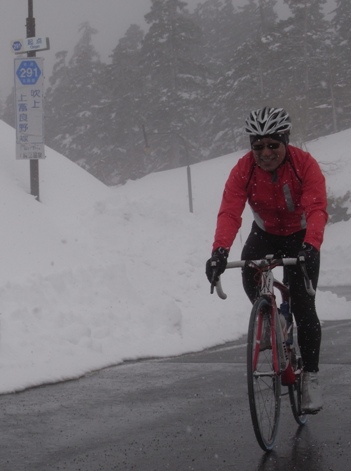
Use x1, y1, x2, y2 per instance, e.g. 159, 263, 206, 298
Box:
16, 59, 42, 85
11, 37, 50, 54
14, 58, 45, 160
12, 41, 22, 52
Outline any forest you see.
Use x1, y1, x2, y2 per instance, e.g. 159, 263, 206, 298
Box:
2, 0, 350, 186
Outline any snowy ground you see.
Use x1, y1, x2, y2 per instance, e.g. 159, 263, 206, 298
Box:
0, 120, 349, 394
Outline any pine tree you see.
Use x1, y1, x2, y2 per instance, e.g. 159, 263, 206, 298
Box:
32, 0, 350, 185
96, 24, 145, 184
193, 0, 241, 71
140, 0, 206, 172
192, 0, 244, 157
45, 50, 70, 145
330, 0, 351, 131
45, 22, 103, 170
205, 0, 281, 154
279, 0, 331, 142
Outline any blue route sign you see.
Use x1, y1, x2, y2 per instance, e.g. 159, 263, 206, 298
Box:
12, 41, 22, 52
16, 59, 42, 85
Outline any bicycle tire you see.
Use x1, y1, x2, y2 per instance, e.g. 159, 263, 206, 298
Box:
288, 354, 307, 425
247, 297, 281, 452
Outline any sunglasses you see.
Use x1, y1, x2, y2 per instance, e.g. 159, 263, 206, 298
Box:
251, 142, 281, 151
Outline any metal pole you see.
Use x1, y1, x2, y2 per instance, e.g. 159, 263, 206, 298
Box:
26, 0, 40, 201
177, 133, 193, 214
187, 164, 193, 213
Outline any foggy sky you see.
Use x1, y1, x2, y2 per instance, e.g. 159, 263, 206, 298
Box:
1, 0, 155, 98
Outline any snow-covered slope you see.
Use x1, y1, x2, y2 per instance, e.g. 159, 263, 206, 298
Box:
0, 120, 349, 393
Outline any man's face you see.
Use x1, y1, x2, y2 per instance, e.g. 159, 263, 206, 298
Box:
251, 137, 287, 172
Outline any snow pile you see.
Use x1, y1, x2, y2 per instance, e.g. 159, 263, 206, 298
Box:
0, 120, 349, 393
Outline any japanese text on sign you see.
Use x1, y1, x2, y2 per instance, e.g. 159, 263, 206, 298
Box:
11, 37, 50, 54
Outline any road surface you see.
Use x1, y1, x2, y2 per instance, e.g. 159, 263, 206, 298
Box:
0, 317, 350, 470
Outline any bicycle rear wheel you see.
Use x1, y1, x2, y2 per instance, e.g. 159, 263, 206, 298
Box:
288, 353, 307, 425
247, 297, 281, 452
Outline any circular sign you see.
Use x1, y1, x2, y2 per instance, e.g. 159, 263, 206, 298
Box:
12, 41, 22, 52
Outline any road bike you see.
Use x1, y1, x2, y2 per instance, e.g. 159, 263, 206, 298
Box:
211, 254, 315, 452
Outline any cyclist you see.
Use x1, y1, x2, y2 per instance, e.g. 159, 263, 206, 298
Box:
206, 107, 328, 414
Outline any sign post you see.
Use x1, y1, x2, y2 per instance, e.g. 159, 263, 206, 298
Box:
11, 4, 50, 201
27, 0, 40, 200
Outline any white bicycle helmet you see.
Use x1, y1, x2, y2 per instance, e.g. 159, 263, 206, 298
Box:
245, 107, 292, 136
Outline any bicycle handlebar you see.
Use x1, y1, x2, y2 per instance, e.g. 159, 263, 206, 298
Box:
212, 255, 316, 299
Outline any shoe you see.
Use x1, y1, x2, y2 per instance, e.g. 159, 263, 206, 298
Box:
301, 372, 323, 414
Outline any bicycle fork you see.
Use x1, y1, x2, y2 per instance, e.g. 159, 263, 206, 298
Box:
274, 309, 296, 385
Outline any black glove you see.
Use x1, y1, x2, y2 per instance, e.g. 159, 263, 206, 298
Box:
298, 242, 319, 277
206, 247, 229, 284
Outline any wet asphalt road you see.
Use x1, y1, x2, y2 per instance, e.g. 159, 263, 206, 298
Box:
0, 318, 350, 469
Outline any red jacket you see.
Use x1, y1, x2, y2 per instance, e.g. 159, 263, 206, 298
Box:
213, 145, 328, 252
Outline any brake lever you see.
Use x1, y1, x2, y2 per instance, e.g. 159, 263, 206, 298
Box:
298, 254, 316, 296
210, 268, 219, 294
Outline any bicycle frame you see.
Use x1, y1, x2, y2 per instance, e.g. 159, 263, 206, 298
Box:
261, 261, 286, 370
252, 265, 288, 376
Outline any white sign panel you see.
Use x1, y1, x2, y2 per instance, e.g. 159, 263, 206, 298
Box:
14, 58, 45, 160
11, 37, 50, 54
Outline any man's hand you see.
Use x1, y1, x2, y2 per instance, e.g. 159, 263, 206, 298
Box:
206, 247, 229, 284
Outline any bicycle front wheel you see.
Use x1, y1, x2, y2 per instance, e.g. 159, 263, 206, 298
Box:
247, 297, 281, 452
